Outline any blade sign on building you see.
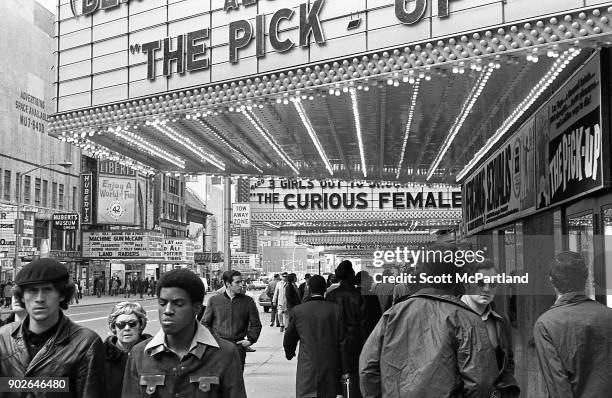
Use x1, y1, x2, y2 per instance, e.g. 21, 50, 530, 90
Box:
81, 173, 93, 224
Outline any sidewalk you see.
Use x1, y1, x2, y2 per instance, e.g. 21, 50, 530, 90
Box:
0, 294, 157, 315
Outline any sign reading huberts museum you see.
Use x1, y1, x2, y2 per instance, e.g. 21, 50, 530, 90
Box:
52, 213, 79, 230
97, 176, 137, 225
82, 231, 164, 259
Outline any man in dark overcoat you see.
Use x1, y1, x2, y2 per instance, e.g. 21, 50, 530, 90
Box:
284, 275, 349, 398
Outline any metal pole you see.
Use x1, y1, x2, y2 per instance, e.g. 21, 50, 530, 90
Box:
223, 176, 232, 270
13, 174, 21, 280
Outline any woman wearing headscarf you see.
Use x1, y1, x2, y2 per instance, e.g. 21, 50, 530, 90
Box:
104, 301, 151, 398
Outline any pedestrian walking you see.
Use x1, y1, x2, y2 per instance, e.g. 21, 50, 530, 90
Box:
326, 261, 364, 398
0, 259, 106, 398
77, 278, 83, 300
266, 274, 280, 327
202, 270, 262, 369
461, 260, 520, 398
104, 301, 151, 398
273, 272, 289, 332
284, 275, 349, 398
298, 273, 311, 303
124, 277, 132, 298
96, 277, 103, 298
534, 251, 612, 397
3, 281, 14, 308
285, 273, 301, 322
143, 277, 150, 297
355, 271, 381, 343
111, 278, 119, 296
71, 278, 80, 304
359, 243, 497, 398
0, 293, 27, 327
122, 268, 246, 398
135, 276, 144, 299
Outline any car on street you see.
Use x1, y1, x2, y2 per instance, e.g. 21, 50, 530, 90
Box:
258, 290, 272, 312
248, 280, 267, 290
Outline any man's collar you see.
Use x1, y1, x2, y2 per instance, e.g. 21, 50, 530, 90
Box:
460, 296, 503, 321
552, 291, 591, 308
146, 322, 219, 359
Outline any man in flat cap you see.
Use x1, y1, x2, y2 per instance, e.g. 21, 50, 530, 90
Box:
0, 258, 106, 398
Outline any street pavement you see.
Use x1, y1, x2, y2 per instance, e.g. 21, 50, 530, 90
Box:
2, 290, 297, 398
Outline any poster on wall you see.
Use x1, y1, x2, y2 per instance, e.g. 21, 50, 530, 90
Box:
535, 52, 603, 209
462, 118, 536, 234
96, 176, 137, 225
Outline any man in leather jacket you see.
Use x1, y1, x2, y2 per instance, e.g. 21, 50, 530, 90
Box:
0, 259, 106, 398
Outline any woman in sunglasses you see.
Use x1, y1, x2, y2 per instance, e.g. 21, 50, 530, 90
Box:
104, 301, 151, 398
461, 260, 520, 398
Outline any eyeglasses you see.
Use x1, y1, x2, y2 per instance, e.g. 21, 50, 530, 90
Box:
115, 320, 139, 329
476, 280, 498, 288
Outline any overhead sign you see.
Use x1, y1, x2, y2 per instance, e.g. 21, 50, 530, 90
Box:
250, 179, 461, 212
81, 173, 93, 224
231, 252, 257, 271
163, 239, 195, 263
194, 252, 223, 264
232, 203, 251, 228
463, 118, 536, 233
98, 160, 137, 177
82, 231, 164, 259
535, 53, 603, 209
52, 213, 79, 230
56, 0, 546, 110
97, 176, 137, 225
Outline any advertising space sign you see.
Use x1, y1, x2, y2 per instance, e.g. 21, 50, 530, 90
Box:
535, 52, 603, 209
462, 118, 536, 234
97, 176, 137, 225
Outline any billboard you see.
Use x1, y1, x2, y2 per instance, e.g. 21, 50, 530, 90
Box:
163, 239, 195, 263
96, 176, 137, 225
535, 53, 603, 209
463, 118, 536, 234
81, 173, 93, 224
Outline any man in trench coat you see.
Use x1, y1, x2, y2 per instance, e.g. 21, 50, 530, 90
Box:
284, 275, 349, 398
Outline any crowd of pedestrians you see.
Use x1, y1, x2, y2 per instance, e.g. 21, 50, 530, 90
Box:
0, 246, 611, 398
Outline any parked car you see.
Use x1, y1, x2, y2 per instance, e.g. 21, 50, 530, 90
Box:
248, 280, 267, 290
258, 290, 272, 312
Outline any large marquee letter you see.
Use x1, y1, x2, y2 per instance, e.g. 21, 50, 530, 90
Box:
299, 0, 325, 47
224, 0, 239, 12
142, 40, 161, 80
163, 35, 185, 76
186, 29, 210, 72
270, 8, 295, 52
395, 0, 426, 25
82, 0, 99, 16
229, 20, 253, 64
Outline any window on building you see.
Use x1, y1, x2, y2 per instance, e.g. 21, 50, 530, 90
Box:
15, 173, 20, 202
51, 228, 63, 250
168, 203, 178, 220
162, 200, 166, 215
65, 230, 76, 250
180, 181, 184, 197
34, 220, 47, 249
35, 178, 41, 206
52, 182, 57, 208
168, 178, 178, 195
72, 186, 77, 211
58, 184, 64, 210
42, 180, 48, 207
179, 206, 183, 222
3, 170, 10, 201
24, 175, 31, 204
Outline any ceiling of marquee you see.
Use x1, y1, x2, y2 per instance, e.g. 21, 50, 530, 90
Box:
54, 46, 595, 184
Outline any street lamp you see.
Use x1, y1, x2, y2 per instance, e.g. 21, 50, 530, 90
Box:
13, 161, 73, 278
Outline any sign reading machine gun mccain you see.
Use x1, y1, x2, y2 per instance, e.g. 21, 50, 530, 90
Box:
250, 179, 461, 212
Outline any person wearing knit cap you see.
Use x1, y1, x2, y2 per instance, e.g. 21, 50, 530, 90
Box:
0, 258, 106, 398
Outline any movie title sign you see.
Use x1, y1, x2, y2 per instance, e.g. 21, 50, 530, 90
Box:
250, 179, 461, 212
82, 231, 164, 259
535, 53, 604, 209
163, 239, 195, 263
463, 118, 535, 233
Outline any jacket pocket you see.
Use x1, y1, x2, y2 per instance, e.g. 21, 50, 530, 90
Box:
189, 375, 220, 397
140, 374, 165, 397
